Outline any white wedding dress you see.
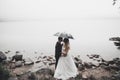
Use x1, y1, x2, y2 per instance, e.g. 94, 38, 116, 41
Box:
54, 43, 78, 80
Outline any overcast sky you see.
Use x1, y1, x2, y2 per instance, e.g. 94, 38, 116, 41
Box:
0, 0, 120, 20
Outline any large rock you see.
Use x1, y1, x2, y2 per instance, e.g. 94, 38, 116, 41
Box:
28, 73, 36, 80
0, 51, 7, 62
100, 76, 111, 80
111, 71, 120, 80
19, 67, 53, 80
24, 57, 34, 65
16, 71, 31, 80
12, 55, 23, 61
8, 77, 18, 80
109, 37, 120, 41
35, 68, 55, 80
15, 61, 23, 67
78, 64, 85, 71
113, 58, 120, 66
100, 64, 111, 71
74, 56, 82, 68
84, 62, 94, 69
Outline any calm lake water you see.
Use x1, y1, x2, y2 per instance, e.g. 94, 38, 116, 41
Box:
0, 18, 120, 61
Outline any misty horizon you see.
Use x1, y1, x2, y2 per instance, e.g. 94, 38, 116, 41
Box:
0, 18, 120, 60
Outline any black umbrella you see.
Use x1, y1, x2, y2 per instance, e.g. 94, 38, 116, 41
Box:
54, 32, 74, 39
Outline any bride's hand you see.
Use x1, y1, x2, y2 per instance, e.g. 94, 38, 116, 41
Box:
63, 53, 67, 57
62, 53, 67, 57
61, 53, 64, 57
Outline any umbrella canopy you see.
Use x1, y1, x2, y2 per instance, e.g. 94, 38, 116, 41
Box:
54, 32, 74, 39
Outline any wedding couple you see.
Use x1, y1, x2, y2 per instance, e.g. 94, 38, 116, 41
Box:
54, 37, 78, 80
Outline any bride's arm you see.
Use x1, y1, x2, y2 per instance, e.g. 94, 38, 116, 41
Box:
61, 46, 70, 57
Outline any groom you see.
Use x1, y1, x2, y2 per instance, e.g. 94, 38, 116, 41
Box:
55, 37, 63, 69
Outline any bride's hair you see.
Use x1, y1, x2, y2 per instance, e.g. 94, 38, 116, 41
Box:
63, 38, 69, 45
63, 38, 70, 50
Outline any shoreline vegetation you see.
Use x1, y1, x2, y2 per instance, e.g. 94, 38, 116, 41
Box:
0, 50, 120, 80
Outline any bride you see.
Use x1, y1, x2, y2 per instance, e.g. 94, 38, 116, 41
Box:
54, 38, 78, 80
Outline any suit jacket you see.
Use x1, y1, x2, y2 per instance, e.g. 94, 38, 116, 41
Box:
55, 41, 62, 58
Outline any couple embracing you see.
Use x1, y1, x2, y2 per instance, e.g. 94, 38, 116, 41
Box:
54, 37, 78, 80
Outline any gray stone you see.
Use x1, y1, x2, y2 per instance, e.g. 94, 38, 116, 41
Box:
0, 51, 7, 62
15, 61, 23, 67
84, 62, 93, 69
35, 68, 55, 80
24, 57, 34, 65
8, 77, 18, 80
78, 64, 84, 71
12, 55, 23, 61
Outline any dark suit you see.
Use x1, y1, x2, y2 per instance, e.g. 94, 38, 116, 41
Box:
55, 41, 62, 69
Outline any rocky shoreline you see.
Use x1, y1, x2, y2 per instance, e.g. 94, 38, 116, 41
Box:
0, 51, 120, 80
